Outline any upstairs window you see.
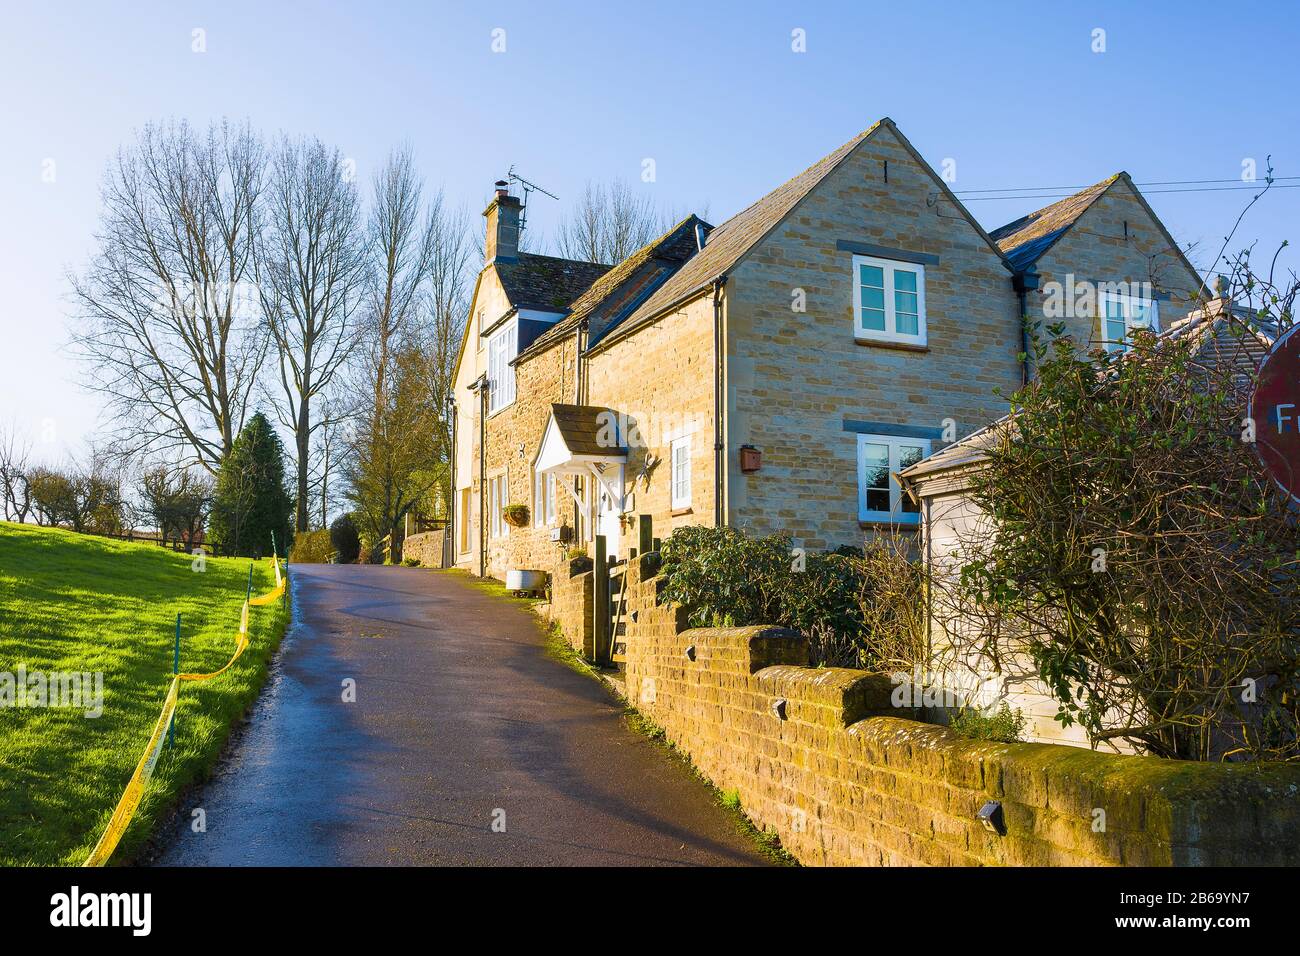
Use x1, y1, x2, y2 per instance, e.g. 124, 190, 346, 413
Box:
670, 435, 691, 509
857, 433, 929, 524
853, 254, 926, 347
487, 320, 517, 413
1100, 292, 1159, 353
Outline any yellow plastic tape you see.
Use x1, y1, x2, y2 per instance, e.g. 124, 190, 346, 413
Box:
81, 559, 285, 866
82, 678, 179, 867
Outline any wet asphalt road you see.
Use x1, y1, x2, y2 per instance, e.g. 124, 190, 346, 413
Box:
156, 564, 765, 866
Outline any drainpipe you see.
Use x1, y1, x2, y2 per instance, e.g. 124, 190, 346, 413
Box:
473, 374, 487, 578
573, 317, 588, 405
712, 278, 727, 527
1012, 270, 1039, 388
446, 395, 456, 569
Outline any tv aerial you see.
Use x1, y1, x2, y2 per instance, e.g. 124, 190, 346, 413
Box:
507, 165, 558, 235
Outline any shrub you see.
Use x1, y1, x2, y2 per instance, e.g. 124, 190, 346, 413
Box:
656, 526, 926, 669
950, 704, 1026, 743
855, 536, 927, 672
329, 513, 361, 564
289, 529, 332, 563
658, 526, 790, 630
959, 320, 1300, 760
402, 556, 421, 567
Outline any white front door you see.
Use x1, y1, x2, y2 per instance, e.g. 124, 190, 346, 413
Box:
594, 466, 623, 561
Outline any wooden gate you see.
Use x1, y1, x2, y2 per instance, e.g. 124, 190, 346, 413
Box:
591, 517, 657, 666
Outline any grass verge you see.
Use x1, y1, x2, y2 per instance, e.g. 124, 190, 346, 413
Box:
0, 521, 290, 865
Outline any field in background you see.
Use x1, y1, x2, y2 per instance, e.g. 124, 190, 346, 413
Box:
0, 521, 289, 865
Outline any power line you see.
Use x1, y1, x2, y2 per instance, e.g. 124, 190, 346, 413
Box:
955, 176, 1300, 195
957, 183, 1300, 202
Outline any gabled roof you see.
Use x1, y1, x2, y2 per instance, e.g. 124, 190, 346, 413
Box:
595, 117, 1011, 349
547, 403, 626, 457
496, 253, 612, 313
517, 216, 710, 362
989, 175, 1119, 272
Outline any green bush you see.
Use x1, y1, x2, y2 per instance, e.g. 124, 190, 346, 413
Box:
656, 526, 925, 668
289, 528, 332, 564
329, 513, 361, 564
402, 556, 421, 567
658, 526, 790, 630
950, 704, 1026, 743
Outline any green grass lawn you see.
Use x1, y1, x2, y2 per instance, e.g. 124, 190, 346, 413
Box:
0, 521, 289, 866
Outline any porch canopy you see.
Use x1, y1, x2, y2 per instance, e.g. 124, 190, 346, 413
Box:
534, 403, 628, 525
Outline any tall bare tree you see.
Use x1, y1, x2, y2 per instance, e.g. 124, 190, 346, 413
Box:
343, 151, 472, 553
71, 119, 268, 474
418, 201, 472, 515
257, 136, 365, 531
554, 180, 664, 265
307, 390, 348, 528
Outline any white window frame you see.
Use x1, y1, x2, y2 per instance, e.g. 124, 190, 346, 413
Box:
856, 433, 931, 525
489, 469, 510, 538
670, 435, 691, 510
1099, 292, 1159, 353
487, 319, 517, 414
852, 254, 927, 347
533, 470, 557, 527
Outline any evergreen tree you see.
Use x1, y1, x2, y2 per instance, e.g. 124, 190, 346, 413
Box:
209, 412, 293, 557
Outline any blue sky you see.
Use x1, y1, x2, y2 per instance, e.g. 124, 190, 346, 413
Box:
2, 0, 1297, 460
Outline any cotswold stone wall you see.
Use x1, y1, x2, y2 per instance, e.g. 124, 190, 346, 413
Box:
548, 558, 593, 657
401, 530, 446, 568
608, 555, 1300, 867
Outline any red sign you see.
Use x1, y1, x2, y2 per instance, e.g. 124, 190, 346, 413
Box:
1251, 323, 1300, 505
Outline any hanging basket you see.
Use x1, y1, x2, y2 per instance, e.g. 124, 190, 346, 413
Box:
503, 504, 530, 528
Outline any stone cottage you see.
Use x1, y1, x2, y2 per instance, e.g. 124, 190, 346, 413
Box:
450, 117, 1203, 581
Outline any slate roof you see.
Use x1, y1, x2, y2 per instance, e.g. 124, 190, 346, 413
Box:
600, 120, 890, 344
518, 216, 711, 361
496, 253, 612, 313
549, 403, 626, 456
988, 175, 1119, 272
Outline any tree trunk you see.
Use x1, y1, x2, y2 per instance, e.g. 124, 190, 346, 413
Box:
296, 397, 310, 532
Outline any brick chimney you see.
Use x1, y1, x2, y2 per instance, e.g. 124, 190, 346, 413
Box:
483, 180, 521, 263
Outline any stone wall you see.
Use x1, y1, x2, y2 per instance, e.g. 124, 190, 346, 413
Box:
583, 294, 718, 553
606, 554, 1300, 867
725, 122, 1022, 551
402, 530, 446, 569
548, 557, 594, 657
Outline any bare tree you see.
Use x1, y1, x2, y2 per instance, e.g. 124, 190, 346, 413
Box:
344, 152, 472, 553
554, 180, 665, 265
71, 119, 268, 474
139, 463, 213, 549
357, 148, 436, 419
418, 201, 472, 514
308, 391, 348, 528
0, 422, 33, 523
257, 136, 365, 531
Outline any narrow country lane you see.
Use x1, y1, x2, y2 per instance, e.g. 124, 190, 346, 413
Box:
155, 564, 766, 866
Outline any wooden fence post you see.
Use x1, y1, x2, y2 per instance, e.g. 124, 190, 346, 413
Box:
639, 514, 653, 556
593, 534, 609, 664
